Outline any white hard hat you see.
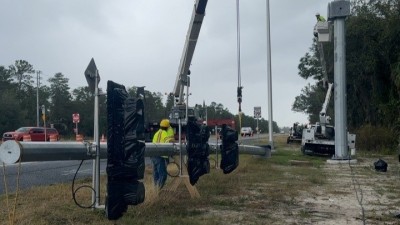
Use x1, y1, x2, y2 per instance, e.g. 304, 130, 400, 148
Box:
316, 12, 320, 16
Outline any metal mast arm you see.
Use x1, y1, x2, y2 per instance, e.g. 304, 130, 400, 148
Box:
173, 0, 208, 105
319, 83, 333, 125
318, 42, 329, 88
316, 28, 333, 136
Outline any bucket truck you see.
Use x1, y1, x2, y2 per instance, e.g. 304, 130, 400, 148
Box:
301, 85, 355, 155
301, 22, 356, 155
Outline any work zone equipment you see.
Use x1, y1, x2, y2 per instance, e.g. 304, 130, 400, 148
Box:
220, 124, 239, 174
105, 80, 146, 220
186, 116, 211, 185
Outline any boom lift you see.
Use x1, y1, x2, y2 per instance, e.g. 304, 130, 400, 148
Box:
170, 0, 208, 126
301, 22, 356, 155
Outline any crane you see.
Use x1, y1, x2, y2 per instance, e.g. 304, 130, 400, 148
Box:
317, 39, 333, 138
170, 0, 208, 126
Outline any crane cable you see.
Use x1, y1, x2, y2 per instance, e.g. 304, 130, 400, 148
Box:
236, 0, 243, 133
2, 157, 22, 225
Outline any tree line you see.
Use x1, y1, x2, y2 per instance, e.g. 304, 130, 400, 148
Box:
0, 61, 279, 138
293, 0, 400, 150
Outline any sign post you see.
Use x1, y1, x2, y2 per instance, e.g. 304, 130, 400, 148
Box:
84, 58, 102, 209
254, 106, 261, 137
72, 113, 80, 135
42, 105, 46, 142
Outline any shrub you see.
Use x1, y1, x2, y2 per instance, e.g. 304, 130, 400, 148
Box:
355, 124, 398, 152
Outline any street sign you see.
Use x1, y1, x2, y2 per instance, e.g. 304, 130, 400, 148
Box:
73, 113, 80, 123
84, 58, 100, 93
254, 106, 261, 119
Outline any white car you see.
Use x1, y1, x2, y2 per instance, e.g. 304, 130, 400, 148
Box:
240, 127, 253, 137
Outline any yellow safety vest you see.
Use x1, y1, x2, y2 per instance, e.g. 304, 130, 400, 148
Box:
153, 129, 170, 159
166, 126, 175, 142
152, 129, 169, 143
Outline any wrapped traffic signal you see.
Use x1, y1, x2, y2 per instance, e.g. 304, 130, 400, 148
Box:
186, 116, 210, 185
106, 81, 145, 220
220, 124, 239, 174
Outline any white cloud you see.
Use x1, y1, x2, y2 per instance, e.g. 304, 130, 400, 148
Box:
0, 0, 332, 127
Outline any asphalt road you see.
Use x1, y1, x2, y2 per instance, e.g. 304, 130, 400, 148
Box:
0, 134, 274, 194
0, 159, 107, 194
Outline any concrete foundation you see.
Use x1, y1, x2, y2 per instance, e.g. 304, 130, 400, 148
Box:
327, 159, 358, 164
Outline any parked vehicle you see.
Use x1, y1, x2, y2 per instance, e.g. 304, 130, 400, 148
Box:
240, 127, 253, 137
2, 127, 59, 142
287, 123, 304, 144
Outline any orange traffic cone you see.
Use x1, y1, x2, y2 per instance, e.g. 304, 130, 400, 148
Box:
101, 134, 106, 142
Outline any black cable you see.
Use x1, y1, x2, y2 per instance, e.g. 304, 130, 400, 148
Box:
348, 157, 366, 225
71, 159, 96, 209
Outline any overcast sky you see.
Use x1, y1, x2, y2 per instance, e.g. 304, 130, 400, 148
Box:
0, 0, 331, 127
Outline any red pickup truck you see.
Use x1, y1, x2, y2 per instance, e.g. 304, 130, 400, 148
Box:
2, 127, 59, 142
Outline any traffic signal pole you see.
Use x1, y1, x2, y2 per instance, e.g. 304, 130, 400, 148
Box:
331, 0, 350, 159
266, 0, 274, 151
92, 69, 103, 209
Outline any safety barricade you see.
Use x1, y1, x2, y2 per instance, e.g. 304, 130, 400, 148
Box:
76, 134, 83, 142
23, 134, 31, 142
49, 134, 57, 142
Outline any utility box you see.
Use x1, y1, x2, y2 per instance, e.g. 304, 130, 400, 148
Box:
316, 21, 331, 42
328, 0, 351, 20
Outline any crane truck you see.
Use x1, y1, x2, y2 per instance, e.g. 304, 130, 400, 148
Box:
301, 84, 356, 155
169, 0, 208, 128
301, 23, 356, 155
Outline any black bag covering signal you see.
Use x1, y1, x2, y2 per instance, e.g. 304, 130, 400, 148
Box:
105, 80, 146, 220
220, 124, 239, 174
186, 117, 211, 185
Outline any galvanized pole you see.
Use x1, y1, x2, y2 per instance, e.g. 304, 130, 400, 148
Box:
215, 125, 219, 168
257, 117, 259, 139
0, 141, 272, 164
42, 105, 47, 141
36, 71, 40, 127
332, 0, 350, 159
179, 118, 183, 176
266, 0, 274, 150
92, 69, 101, 208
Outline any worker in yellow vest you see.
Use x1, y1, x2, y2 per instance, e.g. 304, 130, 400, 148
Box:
314, 12, 327, 37
165, 120, 175, 142
151, 119, 174, 189
316, 12, 326, 22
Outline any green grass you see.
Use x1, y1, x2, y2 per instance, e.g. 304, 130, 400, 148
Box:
2, 135, 399, 224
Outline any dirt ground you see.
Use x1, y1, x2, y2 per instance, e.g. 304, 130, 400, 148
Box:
291, 155, 400, 225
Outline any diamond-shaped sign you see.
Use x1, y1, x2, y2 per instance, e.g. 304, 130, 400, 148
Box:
84, 58, 100, 93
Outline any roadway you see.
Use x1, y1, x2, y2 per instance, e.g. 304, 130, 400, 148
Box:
0, 159, 107, 194
0, 134, 274, 194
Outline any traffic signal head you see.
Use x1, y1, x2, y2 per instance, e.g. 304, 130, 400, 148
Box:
220, 124, 239, 174
106, 81, 146, 220
186, 117, 210, 185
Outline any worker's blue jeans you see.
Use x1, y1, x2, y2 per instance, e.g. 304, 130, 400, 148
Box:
151, 156, 168, 189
